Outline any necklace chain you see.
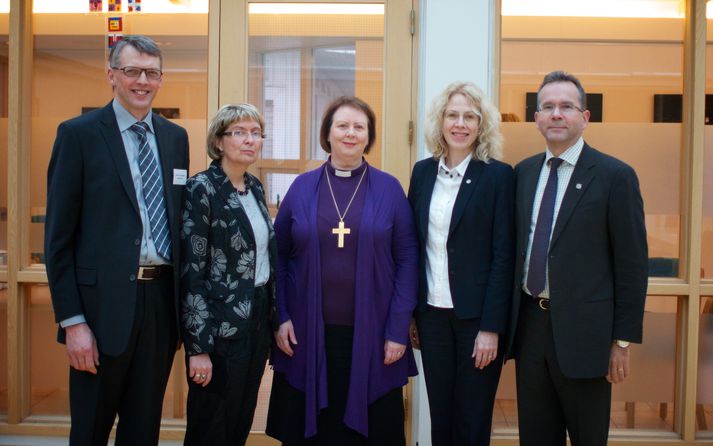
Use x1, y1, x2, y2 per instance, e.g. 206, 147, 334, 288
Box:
324, 165, 366, 222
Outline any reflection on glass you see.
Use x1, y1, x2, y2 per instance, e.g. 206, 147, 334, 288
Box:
248, 3, 385, 218
499, 13, 683, 278
697, 297, 713, 437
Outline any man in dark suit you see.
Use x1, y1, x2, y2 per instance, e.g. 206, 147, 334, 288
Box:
505, 71, 648, 446
45, 35, 189, 445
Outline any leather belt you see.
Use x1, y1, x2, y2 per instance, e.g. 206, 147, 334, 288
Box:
523, 291, 550, 311
137, 265, 172, 281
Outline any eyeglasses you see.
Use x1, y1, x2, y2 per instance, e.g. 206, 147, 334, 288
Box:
222, 130, 265, 140
112, 66, 163, 81
537, 103, 585, 116
443, 111, 480, 125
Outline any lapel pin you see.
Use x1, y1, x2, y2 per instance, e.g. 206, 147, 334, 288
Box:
576, 183, 582, 189
466, 179, 472, 184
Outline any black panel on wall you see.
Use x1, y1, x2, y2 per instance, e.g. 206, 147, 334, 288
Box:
653, 94, 713, 124
525, 92, 603, 122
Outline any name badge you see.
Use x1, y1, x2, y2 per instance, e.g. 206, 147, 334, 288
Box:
173, 169, 188, 185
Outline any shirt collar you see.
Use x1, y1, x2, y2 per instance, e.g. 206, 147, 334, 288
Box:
112, 98, 155, 134
438, 155, 471, 178
545, 137, 584, 168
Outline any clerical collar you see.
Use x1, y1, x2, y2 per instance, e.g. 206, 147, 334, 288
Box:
326, 158, 367, 178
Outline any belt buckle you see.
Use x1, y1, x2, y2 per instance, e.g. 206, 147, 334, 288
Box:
538, 298, 550, 311
137, 266, 153, 281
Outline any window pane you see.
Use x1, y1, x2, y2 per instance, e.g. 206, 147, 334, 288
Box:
702, 12, 713, 279
31, 12, 209, 265
30, 284, 69, 415
698, 296, 713, 437
248, 2, 385, 218
500, 13, 683, 279
494, 296, 678, 434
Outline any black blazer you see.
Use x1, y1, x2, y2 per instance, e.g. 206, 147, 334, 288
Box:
408, 157, 515, 334
45, 101, 190, 356
505, 143, 648, 378
180, 160, 277, 356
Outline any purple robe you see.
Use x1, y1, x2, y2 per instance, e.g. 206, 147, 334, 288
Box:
271, 161, 419, 438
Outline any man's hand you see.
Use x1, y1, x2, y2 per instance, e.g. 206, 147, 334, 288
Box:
65, 323, 100, 374
473, 331, 498, 370
607, 343, 631, 384
188, 353, 213, 387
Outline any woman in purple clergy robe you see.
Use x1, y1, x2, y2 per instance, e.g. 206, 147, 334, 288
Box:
265, 96, 419, 445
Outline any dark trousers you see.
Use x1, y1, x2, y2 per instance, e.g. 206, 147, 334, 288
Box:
266, 325, 406, 446
515, 293, 611, 446
184, 286, 271, 446
69, 274, 177, 446
415, 306, 503, 446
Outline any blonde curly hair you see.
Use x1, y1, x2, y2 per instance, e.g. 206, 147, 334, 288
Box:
425, 81, 503, 163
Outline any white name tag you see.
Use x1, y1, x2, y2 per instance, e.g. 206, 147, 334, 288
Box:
173, 169, 188, 185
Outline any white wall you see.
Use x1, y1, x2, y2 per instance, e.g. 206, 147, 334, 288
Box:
416, 0, 495, 161
412, 1, 495, 444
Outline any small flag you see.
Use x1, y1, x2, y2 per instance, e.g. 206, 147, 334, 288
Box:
108, 0, 121, 12
127, 0, 141, 12
89, 0, 102, 12
108, 17, 122, 32
108, 33, 123, 49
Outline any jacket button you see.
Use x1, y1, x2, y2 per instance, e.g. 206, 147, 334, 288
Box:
134, 238, 141, 246
129, 274, 136, 282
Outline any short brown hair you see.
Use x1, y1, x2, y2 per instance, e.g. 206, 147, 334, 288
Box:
206, 103, 265, 160
319, 96, 376, 154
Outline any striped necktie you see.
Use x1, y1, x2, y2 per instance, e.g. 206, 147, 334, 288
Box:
130, 121, 172, 261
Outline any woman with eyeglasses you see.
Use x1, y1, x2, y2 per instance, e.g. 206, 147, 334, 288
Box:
180, 103, 276, 446
408, 82, 515, 446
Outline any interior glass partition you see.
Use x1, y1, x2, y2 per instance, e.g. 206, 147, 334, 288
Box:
498, 1, 684, 435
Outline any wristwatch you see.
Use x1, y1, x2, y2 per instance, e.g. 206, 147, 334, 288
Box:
615, 340, 630, 348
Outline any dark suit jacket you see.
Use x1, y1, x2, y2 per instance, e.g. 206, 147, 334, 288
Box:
505, 143, 648, 378
45, 101, 190, 356
408, 157, 515, 334
180, 160, 277, 356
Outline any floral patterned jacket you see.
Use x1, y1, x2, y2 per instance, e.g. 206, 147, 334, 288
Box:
180, 160, 276, 356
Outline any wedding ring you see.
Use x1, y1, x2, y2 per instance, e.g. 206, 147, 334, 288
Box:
199, 374, 206, 379
617, 369, 624, 372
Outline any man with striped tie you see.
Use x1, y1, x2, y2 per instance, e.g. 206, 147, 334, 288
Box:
45, 35, 189, 445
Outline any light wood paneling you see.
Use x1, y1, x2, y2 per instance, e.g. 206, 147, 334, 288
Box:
7, 0, 33, 424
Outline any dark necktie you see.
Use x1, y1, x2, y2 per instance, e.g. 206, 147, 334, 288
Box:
130, 121, 171, 261
526, 157, 563, 297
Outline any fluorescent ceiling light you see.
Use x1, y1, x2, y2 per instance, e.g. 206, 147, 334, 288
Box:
249, 3, 384, 15
502, 0, 685, 18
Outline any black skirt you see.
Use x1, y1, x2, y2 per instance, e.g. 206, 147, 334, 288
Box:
266, 324, 406, 446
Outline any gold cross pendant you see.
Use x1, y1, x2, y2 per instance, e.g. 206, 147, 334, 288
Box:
332, 220, 351, 248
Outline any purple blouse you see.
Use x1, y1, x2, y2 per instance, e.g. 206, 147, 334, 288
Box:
271, 161, 419, 438
317, 161, 368, 325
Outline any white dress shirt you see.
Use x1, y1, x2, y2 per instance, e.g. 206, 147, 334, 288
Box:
522, 137, 584, 298
425, 155, 471, 308
237, 189, 270, 287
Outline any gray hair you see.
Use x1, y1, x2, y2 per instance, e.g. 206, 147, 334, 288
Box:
109, 35, 163, 69
206, 103, 266, 160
